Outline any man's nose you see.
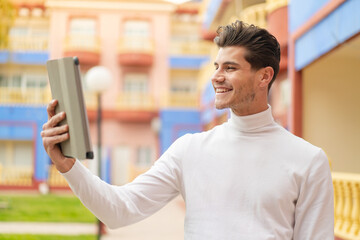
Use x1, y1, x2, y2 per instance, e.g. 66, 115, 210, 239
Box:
211, 71, 225, 83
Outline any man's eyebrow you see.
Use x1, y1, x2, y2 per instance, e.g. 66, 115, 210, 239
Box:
223, 61, 240, 66
213, 61, 240, 66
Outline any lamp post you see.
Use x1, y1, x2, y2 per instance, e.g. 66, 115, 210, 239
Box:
85, 66, 112, 240
151, 117, 161, 158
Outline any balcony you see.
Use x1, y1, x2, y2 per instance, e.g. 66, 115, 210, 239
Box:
170, 40, 212, 56
48, 165, 69, 188
0, 165, 33, 187
115, 92, 157, 122
266, 0, 288, 13
117, 37, 154, 67
0, 87, 51, 105
239, 3, 267, 29
333, 172, 360, 240
9, 35, 48, 51
63, 35, 100, 66
162, 92, 199, 108
169, 40, 211, 69
117, 92, 155, 110
6, 35, 49, 65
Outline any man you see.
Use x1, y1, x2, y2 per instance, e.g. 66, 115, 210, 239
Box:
42, 21, 334, 239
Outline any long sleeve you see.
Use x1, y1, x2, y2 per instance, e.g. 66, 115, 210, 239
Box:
293, 149, 334, 240
62, 136, 187, 229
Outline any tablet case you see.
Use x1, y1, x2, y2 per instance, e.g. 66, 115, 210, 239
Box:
46, 56, 94, 160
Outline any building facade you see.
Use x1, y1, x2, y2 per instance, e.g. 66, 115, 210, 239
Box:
0, 0, 205, 190
0, 0, 50, 190
289, 0, 360, 174
288, 1, 360, 238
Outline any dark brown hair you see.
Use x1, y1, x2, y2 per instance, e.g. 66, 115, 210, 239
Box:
214, 20, 280, 91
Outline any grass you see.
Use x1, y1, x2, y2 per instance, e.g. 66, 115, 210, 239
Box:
0, 194, 96, 223
0, 234, 96, 240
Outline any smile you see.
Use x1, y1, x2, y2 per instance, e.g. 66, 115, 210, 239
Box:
216, 88, 232, 93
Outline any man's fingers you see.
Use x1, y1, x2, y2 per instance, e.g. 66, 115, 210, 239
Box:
50, 132, 69, 145
47, 99, 58, 119
41, 124, 69, 137
43, 112, 66, 130
49, 112, 66, 128
43, 132, 69, 148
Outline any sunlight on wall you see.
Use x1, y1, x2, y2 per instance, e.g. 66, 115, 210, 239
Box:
303, 37, 360, 173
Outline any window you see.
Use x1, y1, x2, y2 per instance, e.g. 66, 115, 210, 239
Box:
123, 20, 150, 38
70, 18, 96, 36
136, 146, 152, 168
123, 73, 148, 93
121, 73, 150, 107
9, 27, 29, 49
9, 27, 29, 37
122, 20, 152, 51
32, 28, 48, 38
170, 70, 197, 93
0, 141, 33, 167
14, 141, 33, 167
0, 75, 22, 88
0, 75, 6, 87
31, 28, 49, 49
68, 18, 97, 49
0, 74, 47, 88
171, 78, 196, 93
31, 7, 43, 17
9, 26, 48, 50
18, 7, 30, 17
0, 141, 33, 185
24, 75, 48, 88
11, 75, 22, 87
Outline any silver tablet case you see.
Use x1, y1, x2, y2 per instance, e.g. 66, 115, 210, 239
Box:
46, 57, 94, 160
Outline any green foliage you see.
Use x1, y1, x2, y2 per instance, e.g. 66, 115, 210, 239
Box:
0, 234, 96, 240
0, 0, 16, 48
0, 194, 96, 223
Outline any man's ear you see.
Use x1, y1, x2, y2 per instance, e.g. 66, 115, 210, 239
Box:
258, 66, 274, 88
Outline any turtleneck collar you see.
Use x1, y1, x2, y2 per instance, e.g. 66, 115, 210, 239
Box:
227, 105, 275, 132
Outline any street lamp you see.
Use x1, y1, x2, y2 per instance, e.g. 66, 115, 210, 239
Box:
85, 66, 112, 240
151, 117, 162, 158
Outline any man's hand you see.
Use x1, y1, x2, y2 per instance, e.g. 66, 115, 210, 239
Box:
41, 99, 75, 173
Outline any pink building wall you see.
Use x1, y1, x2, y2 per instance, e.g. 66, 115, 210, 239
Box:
47, 2, 174, 182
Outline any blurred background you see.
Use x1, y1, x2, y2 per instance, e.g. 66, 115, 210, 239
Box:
0, 0, 359, 239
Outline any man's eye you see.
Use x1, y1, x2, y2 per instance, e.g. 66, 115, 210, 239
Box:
226, 66, 235, 70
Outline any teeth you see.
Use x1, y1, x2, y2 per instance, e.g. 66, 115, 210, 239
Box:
216, 88, 230, 93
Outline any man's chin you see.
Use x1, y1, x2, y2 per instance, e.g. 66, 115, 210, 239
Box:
214, 103, 228, 110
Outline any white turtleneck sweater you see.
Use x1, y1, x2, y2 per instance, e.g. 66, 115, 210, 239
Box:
62, 107, 334, 240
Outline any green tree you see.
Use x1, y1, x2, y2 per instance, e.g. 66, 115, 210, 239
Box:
0, 0, 15, 49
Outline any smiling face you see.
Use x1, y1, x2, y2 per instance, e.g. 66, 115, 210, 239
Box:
212, 46, 272, 116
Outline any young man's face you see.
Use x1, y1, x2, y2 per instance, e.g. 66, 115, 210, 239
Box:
212, 46, 265, 116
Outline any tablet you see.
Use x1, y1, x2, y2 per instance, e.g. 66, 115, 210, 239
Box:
46, 56, 94, 160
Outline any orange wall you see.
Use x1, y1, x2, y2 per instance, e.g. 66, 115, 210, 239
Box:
302, 38, 360, 173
